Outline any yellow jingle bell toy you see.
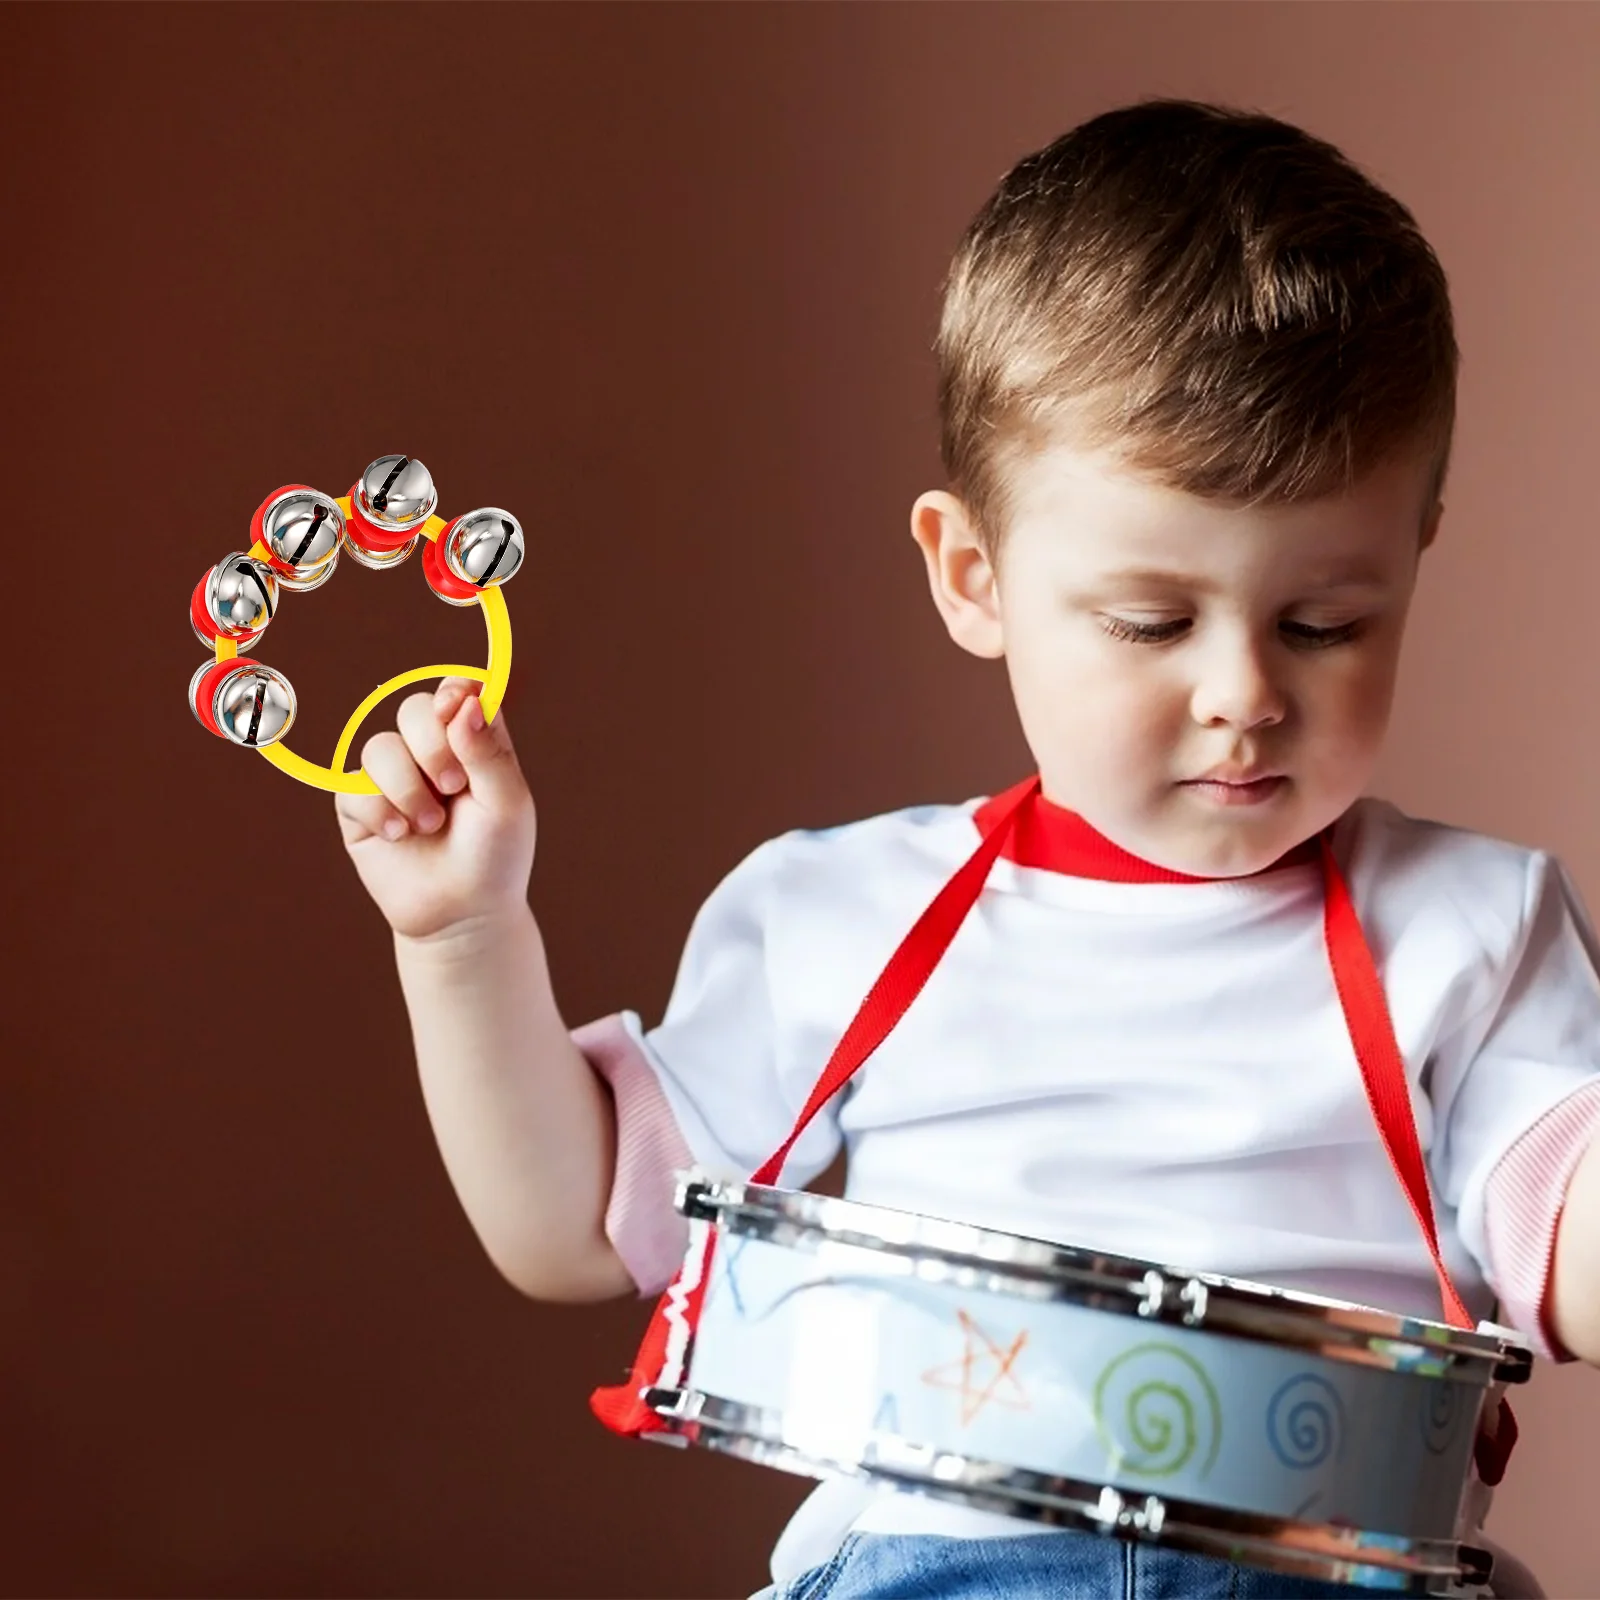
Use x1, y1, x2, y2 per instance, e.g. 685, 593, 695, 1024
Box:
186, 454, 518, 793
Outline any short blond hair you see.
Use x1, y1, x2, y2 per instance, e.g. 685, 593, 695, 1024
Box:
938, 100, 1458, 547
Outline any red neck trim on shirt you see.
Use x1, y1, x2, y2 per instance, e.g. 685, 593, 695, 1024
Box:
971, 776, 1321, 883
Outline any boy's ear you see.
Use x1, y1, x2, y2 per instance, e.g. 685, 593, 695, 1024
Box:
909, 491, 1005, 659
1420, 499, 1444, 551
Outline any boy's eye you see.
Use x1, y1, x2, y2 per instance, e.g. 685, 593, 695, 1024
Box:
1099, 615, 1367, 648
1280, 619, 1364, 649
1100, 615, 1190, 644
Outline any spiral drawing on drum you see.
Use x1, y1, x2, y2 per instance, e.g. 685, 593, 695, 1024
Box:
1419, 1379, 1463, 1456
1092, 1342, 1222, 1479
1265, 1374, 1346, 1470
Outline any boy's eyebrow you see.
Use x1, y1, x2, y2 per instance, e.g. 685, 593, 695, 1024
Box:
1094, 567, 1219, 592
1093, 563, 1392, 592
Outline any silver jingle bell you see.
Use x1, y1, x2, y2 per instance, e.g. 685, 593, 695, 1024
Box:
193, 614, 261, 652
357, 455, 438, 532
274, 548, 338, 591
339, 520, 418, 569
206, 551, 278, 638
187, 659, 218, 724
263, 489, 343, 590
444, 508, 524, 588
212, 662, 297, 747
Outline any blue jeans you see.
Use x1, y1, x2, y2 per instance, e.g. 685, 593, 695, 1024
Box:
756, 1531, 1385, 1599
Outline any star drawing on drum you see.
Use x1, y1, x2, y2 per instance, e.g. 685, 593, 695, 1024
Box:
920, 1308, 1031, 1425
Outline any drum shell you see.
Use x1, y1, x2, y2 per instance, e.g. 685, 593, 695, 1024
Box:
664, 1182, 1524, 1576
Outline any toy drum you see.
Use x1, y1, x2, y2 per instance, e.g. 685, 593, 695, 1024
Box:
643, 1179, 1532, 1596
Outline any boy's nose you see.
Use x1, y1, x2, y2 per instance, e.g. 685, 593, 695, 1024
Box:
1189, 642, 1287, 731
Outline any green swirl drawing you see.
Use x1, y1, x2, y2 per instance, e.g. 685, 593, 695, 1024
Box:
1093, 1342, 1222, 1479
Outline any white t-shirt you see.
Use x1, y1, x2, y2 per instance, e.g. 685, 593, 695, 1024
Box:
600, 794, 1600, 1577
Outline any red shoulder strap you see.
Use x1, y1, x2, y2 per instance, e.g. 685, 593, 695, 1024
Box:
1320, 833, 1516, 1484
748, 778, 1043, 1188
589, 778, 1040, 1435
1318, 834, 1471, 1327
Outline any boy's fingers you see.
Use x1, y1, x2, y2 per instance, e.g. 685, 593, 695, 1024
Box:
334, 789, 411, 845
358, 730, 448, 833
444, 693, 525, 811
397, 691, 468, 797
432, 676, 482, 726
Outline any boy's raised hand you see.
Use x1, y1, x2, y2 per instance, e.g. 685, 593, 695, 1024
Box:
334, 677, 537, 941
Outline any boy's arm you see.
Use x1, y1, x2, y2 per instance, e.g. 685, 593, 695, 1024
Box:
1550, 1134, 1600, 1363
395, 903, 636, 1303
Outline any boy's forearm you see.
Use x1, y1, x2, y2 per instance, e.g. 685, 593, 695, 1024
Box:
1549, 1132, 1600, 1364
394, 904, 634, 1303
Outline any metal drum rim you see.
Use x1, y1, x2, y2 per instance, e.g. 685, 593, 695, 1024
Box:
681, 1178, 1529, 1380
651, 1388, 1491, 1595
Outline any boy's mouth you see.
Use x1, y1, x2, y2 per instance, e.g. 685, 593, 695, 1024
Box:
1179, 772, 1287, 806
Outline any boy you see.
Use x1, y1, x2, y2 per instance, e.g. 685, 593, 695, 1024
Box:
335, 100, 1600, 1598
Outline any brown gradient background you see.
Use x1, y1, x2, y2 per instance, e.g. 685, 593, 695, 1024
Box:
3, 3, 1598, 1596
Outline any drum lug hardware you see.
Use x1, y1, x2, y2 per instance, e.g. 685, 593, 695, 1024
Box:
643, 1385, 698, 1421
1091, 1485, 1125, 1527
1178, 1278, 1209, 1326
1091, 1484, 1166, 1536
1491, 1350, 1532, 1384
674, 1174, 724, 1222
1135, 1269, 1167, 1318
1131, 1494, 1166, 1535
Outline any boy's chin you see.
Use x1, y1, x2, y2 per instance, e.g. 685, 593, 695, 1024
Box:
1147, 795, 1316, 878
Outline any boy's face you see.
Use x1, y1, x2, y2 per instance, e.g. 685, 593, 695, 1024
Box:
911, 437, 1440, 878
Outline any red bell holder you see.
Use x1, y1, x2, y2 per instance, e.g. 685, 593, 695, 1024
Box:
191, 658, 257, 737
422, 520, 481, 604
